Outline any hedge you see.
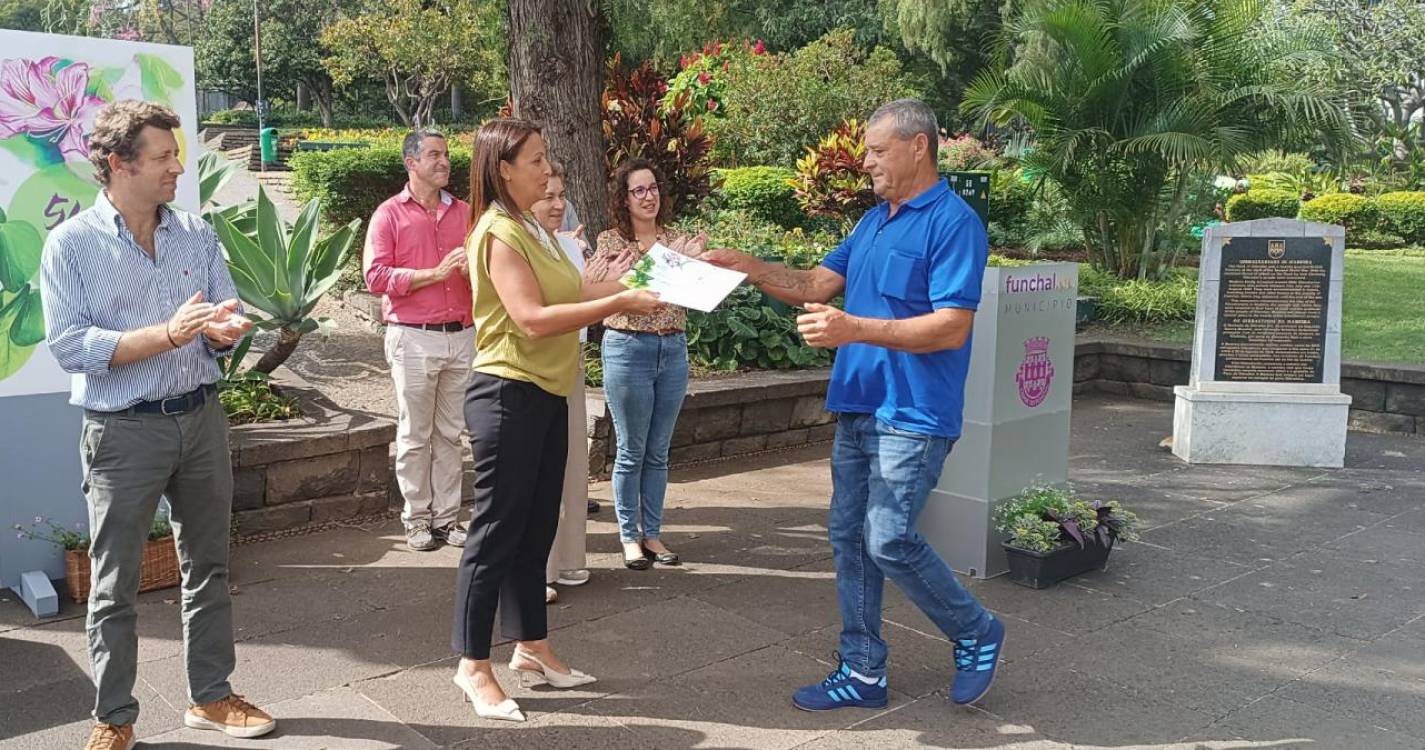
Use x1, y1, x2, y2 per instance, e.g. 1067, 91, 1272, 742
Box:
714, 166, 801, 228
1224, 189, 1300, 222
1374, 192, 1425, 245
289, 146, 471, 228
1299, 192, 1379, 231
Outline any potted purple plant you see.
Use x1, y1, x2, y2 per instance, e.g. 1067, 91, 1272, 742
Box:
993, 484, 1139, 589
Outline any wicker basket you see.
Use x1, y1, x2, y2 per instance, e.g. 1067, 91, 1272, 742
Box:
63, 536, 181, 604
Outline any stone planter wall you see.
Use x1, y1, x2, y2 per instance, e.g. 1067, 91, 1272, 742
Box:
1074, 337, 1425, 436
586, 369, 838, 480
228, 378, 397, 538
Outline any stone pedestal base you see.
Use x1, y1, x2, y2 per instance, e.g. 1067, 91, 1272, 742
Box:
1173, 387, 1351, 468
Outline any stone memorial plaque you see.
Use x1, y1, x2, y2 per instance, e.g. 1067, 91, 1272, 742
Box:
1212, 236, 1331, 384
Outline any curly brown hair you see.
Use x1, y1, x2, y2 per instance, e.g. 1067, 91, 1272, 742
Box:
608, 158, 673, 241
87, 100, 182, 186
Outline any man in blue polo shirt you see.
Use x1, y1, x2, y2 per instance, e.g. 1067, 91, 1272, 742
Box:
707, 98, 1004, 711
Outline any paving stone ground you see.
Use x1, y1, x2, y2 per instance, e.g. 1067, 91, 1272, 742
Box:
4, 395, 1423, 749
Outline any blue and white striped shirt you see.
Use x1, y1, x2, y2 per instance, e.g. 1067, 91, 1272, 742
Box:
39, 191, 238, 412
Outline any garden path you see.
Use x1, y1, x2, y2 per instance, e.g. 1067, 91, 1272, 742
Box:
4, 396, 1424, 748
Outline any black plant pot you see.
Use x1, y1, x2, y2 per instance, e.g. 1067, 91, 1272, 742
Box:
1002, 538, 1114, 589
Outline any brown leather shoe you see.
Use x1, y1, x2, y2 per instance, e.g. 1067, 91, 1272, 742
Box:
184, 693, 276, 738
84, 723, 134, 750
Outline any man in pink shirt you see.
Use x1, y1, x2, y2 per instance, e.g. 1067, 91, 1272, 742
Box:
364, 129, 475, 551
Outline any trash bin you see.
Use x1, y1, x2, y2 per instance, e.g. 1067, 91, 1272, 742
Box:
259, 127, 278, 164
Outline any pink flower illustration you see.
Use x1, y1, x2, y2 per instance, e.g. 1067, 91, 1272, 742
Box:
0, 56, 106, 159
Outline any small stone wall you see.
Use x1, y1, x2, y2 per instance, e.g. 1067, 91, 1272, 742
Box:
1075, 337, 1425, 435
228, 377, 397, 538
586, 369, 838, 480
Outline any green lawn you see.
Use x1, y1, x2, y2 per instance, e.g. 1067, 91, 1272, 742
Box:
1081, 249, 1425, 365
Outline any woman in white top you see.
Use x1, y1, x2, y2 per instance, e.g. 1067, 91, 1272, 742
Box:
528, 160, 634, 604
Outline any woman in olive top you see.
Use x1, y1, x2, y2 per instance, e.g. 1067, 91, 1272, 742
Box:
451, 118, 659, 723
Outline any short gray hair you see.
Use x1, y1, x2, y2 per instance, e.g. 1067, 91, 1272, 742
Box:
868, 99, 939, 159
402, 128, 446, 161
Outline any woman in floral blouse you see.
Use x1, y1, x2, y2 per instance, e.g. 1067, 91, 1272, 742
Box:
590, 159, 705, 570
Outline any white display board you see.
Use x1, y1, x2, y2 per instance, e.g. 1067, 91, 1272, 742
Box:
0, 30, 199, 398
0, 30, 198, 606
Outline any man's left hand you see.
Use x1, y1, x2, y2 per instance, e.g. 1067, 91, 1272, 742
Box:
797, 302, 860, 348
203, 298, 254, 348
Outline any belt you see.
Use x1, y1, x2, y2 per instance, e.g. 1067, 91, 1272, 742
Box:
102, 384, 216, 417
608, 327, 684, 337
392, 321, 471, 333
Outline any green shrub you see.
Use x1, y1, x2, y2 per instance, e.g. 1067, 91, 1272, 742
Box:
290, 146, 471, 229
1080, 267, 1197, 324
1236, 149, 1316, 177
1374, 192, 1425, 245
715, 166, 802, 228
938, 134, 998, 172
706, 28, 926, 166
1299, 193, 1379, 231
681, 208, 838, 269
1224, 189, 1301, 222
989, 169, 1035, 238
1348, 228, 1408, 250
686, 286, 832, 371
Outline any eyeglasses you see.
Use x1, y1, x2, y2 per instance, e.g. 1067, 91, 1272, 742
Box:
627, 184, 660, 200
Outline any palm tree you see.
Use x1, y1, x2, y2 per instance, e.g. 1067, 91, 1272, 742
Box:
962, 0, 1356, 279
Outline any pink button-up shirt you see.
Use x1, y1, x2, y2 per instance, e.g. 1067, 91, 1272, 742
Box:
363, 184, 474, 326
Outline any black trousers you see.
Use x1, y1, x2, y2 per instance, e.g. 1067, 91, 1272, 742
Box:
452, 372, 569, 659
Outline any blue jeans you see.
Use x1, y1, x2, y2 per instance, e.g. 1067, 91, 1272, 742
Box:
829, 413, 992, 678
601, 329, 689, 543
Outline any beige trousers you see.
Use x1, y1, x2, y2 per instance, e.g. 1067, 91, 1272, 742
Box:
384, 325, 475, 530
547, 370, 590, 581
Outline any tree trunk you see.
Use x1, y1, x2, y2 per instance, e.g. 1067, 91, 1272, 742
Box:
252, 327, 304, 375
296, 82, 309, 111
507, 0, 610, 239
451, 84, 464, 121
316, 83, 334, 128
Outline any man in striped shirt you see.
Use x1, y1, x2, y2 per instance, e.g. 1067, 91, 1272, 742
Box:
39, 101, 275, 749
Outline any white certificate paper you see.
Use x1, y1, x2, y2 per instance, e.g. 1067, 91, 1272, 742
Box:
620, 243, 747, 313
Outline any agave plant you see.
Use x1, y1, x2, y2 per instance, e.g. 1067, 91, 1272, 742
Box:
210, 186, 359, 374
198, 151, 257, 235
962, 0, 1356, 279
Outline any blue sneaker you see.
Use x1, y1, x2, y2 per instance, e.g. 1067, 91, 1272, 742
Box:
951, 616, 1005, 704
792, 658, 888, 711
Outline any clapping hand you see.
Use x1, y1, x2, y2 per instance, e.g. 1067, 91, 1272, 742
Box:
167, 291, 220, 347
203, 298, 254, 348
436, 247, 467, 280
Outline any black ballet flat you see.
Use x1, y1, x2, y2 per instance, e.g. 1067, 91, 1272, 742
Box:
643, 548, 681, 566
623, 554, 652, 570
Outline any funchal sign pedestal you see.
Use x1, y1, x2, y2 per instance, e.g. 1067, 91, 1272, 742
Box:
1173, 219, 1351, 468
0, 31, 199, 617
919, 263, 1079, 579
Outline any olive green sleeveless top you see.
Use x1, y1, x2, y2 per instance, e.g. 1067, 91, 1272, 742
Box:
465, 206, 582, 396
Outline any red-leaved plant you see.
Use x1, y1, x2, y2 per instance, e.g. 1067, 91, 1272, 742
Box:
791, 118, 876, 226
602, 54, 714, 217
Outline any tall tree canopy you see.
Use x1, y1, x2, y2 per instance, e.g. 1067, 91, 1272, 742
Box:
321, 0, 504, 127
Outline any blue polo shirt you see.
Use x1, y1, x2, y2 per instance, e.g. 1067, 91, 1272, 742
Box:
820, 179, 988, 438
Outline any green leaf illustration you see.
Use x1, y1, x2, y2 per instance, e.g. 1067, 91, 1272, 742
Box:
137, 54, 183, 102
0, 220, 43, 293
87, 66, 128, 102
11, 285, 45, 347
0, 288, 36, 381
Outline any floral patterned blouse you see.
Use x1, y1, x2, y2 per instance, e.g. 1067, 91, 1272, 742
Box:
593, 226, 693, 333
